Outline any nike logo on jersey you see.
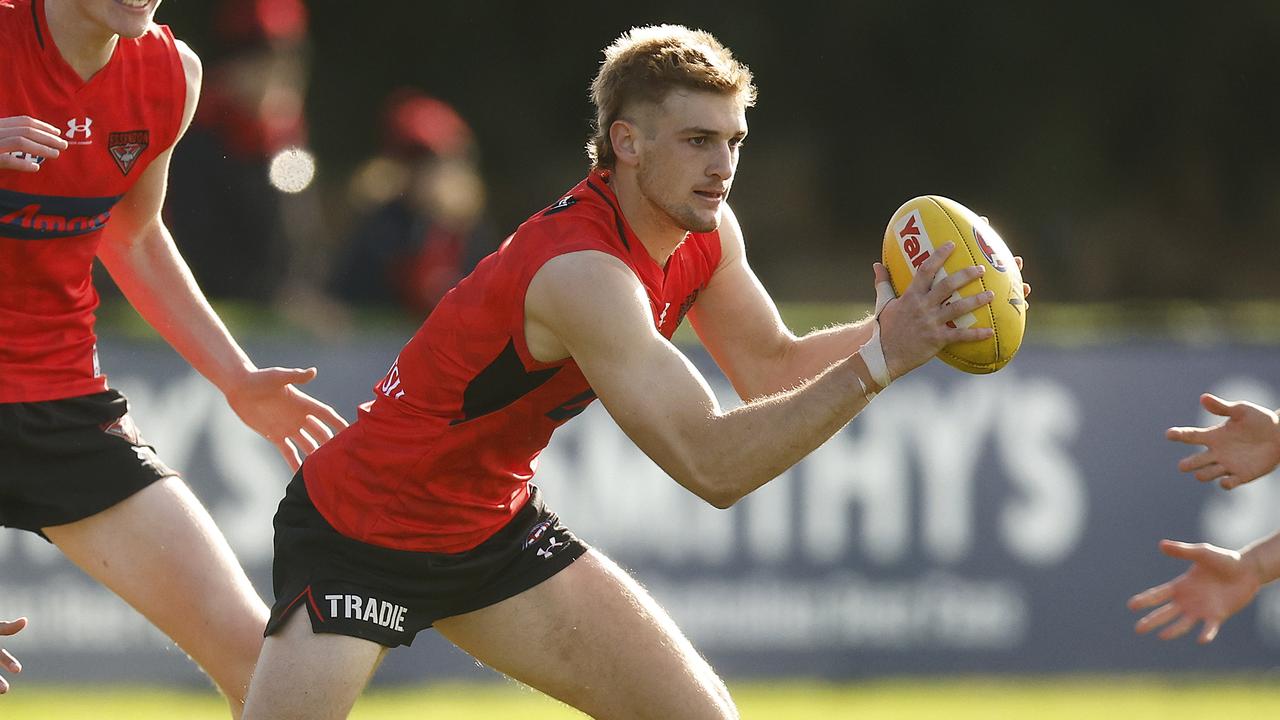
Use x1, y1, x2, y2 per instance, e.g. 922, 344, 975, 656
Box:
0, 188, 122, 240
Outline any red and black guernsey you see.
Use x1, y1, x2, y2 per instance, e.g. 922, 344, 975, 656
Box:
304, 170, 723, 553
0, 0, 186, 402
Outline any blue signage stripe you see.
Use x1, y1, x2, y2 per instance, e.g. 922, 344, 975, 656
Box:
0, 187, 123, 240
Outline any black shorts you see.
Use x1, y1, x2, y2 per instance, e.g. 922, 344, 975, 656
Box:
265, 468, 589, 648
0, 389, 178, 536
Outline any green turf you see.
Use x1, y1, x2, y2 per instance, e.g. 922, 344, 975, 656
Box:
6, 677, 1280, 719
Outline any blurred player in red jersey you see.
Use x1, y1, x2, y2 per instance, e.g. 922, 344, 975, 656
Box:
1129, 394, 1280, 644
243, 25, 1024, 720
0, 0, 345, 711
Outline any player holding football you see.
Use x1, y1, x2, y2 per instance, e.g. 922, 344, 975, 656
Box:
0, 0, 345, 710
1129, 394, 1280, 643
243, 25, 1025, 720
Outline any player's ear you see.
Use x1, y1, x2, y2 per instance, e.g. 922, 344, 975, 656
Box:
610, 119, 640, 167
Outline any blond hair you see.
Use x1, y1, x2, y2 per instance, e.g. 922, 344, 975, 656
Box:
587, 25, 757, 169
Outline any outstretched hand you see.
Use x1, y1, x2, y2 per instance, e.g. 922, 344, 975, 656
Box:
1127, 540, 1262, 644
223, 367, 349, 470
0, 617, 26, 694
0, 116, 67, 172
875, 244, 995, 380
1168, 394, 1280, 490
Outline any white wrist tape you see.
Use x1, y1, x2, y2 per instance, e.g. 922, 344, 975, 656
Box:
858, 321, 892, 391
854, 369, 877, 401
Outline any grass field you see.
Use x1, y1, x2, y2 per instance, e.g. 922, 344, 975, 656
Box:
6, 677, 1280, 719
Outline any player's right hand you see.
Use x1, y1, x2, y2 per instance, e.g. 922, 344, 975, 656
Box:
223, 366, 349, 471
1168, 394, 1280, 490
875, 244, 994, 380
0, 617, 26, 694
0, 116, 68, 172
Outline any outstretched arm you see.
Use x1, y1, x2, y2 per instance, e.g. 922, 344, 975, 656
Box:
1168, 394, 1280, 490
96, 40, 346, 468
0, 617, 25, 694
687, 207, 877, 400
525, 242, 991, 508
1128, 531, 1280, 643
688, 205, 1030, 401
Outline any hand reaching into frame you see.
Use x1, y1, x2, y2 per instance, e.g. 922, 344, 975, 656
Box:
0, 116, 68, 172
1127, 540, 1262, 644
0, 618, 26, 694
1168, 394, 1280, 490
223, 367, 349, 470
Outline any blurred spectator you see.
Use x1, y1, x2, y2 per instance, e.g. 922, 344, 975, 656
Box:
165, 0, 327, 303
329, 89, 495, 317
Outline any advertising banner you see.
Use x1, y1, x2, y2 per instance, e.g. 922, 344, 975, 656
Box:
2, 336, 1278, 683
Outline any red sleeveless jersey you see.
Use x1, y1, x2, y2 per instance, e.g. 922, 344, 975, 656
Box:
304, 170, 723, 552
0, 0, 186, 402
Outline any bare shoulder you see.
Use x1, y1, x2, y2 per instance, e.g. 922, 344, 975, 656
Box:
714, 203, 746, 272
172, 37, 204, 86
528, 250, 644, 322
526, 249, 653, 362
171, 38, 203, 134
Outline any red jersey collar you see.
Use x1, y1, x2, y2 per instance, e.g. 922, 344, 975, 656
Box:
586, 168, 687, 282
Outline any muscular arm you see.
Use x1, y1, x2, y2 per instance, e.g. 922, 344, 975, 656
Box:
525, 245, 989, 508
688, 206, 874, 400
528, 251, 876, 507
96, 40, 344, 467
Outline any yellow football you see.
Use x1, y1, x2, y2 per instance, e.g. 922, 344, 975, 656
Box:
881, 195, 1026, 374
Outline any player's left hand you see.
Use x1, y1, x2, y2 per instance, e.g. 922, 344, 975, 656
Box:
0, 617, 26, 694
223, 367, 349, 470
1168, 394, 1280, 490
980, 216, 1030, 300
1127, 540, 1261, 644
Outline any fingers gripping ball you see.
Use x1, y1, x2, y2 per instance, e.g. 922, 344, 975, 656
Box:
882, 196, 1027, 373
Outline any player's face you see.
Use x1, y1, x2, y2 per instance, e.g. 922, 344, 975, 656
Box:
634, 90, 747, 234
68, 0, 164, 40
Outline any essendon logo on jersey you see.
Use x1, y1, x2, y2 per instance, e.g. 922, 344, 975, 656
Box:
0, 188, 122, 240
107, 130, 149, 176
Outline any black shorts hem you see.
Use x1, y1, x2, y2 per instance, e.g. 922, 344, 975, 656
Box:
30, 470, 173, 536
265, 469, 591, 648
265, 584, 415, 647
1, 389, 179, 537
446, 542, 589, 621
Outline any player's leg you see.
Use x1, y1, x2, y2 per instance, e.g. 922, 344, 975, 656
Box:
43, 477, 267, 718
241, 608, 386, 720
435, 549, 738, 720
